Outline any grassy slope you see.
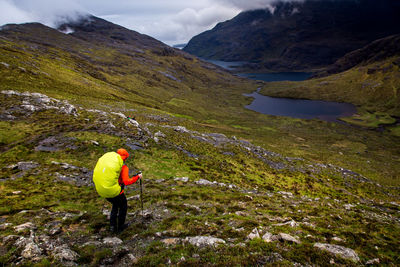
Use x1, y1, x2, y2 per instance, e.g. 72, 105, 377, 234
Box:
0, 26, 399, 265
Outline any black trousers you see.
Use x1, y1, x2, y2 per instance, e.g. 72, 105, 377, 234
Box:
106, 193, 127, 229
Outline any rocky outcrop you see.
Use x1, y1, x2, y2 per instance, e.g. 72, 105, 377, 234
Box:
1, 90, 78, 117
314, 243, 360, 262
184, 236, 226, 247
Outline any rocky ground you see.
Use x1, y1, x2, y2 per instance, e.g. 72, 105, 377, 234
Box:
1, 91, 399, 266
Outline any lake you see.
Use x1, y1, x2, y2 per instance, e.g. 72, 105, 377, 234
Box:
237, 72, 312, 82
203, 59, 357, 121
244, 90, 357, 121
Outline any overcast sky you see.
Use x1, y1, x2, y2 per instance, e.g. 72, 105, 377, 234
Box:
0, 0, 302, 45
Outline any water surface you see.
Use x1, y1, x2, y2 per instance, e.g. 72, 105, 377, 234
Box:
238, 72, 312, 82
244, 91, 357, 121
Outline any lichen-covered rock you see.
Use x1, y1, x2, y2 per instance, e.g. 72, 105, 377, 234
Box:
314, 243, 360, 262
185, 236, 226, 247
21, 242, 42, 260
195, 179, 214, 186
277, 233, 301, 244
262, 232, 275, 243
52, 245, 79, 262
14, 222, 36, 232
247, 228, 261, 240
174, 177, 189, 182
103, 237, 123, 246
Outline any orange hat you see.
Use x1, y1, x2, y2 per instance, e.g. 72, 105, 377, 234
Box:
117, 148, 129, 160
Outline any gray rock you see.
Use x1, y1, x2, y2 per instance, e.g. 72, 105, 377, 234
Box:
174, 177, 189, 182
185, 236, 225, 247
3, 235, 20, 244
111, 112, 126, 119
21, 242, 42, 260
127, 119, 139, 128
53, 245, 79, 262
9, 161, 39, 171
277, 233, 301, 244
278, 191, 294, 198
155, 131, 166, 138
127, 195, 140, 201
247, 228, 261, 240
103, 237, 123, 246
183, 203, 201, 213
314, 243, 360, 262
332, 237, 344, 242
366, 258, 380, 265
173, 126, 189, 133
14, 222, 36, 232
262, 232, 275, 243
274, 220, 299, 228
161, 238, 181, 246
195, 179, 214, 186
0, 223, 12, 230
83, 241, 103, 247
344, 204, 355, 210
1, 62, 10, 68
21, 104, 37, 112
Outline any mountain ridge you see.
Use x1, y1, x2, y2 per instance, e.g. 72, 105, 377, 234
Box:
183, 0, 400, 72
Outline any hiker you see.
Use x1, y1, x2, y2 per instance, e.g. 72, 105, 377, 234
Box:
93, 148, 142, 233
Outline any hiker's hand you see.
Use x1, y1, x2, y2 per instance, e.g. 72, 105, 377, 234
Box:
138, 173, 142, 179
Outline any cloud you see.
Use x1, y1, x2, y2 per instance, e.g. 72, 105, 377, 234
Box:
215, 0, 305, 11
0, 0, 86, 27
0, 0, 305, 45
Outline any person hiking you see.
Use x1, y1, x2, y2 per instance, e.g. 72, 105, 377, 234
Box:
93, 148, 142, 233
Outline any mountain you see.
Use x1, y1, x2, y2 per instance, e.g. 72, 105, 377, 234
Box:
183, 0, 400, 72
1, 15, 400, 266
0, 15, 255, 117
314, 34, 400, 77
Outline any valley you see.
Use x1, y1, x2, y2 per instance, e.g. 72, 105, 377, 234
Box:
0, 3, 399, 267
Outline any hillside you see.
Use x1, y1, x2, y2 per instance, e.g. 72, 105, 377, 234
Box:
260, 34, 400, 127
183, 0, 400, 72
0, 17, 399, 266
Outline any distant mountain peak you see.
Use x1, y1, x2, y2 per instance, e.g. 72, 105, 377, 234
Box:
184, 0, 400, 72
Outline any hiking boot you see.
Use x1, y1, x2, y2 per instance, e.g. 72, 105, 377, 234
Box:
110, 225, 117, 233
118, 223, 130, 233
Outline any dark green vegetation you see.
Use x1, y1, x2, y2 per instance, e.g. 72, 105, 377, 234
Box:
0, 17, 399, 266
184, 0, 400, 72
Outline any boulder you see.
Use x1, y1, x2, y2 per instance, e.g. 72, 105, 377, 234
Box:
14, 222, 36, 232
185, 236, 226, 247
262, 232, 276, 243
103, 237, 123, 246
21, 242, 42, 260
174, 177, 189, 182
8, 161, 39, 171
247, 228, 261, 240
2, 235, 20, 244
277, 233, 301, 244
195, 179, 214, 186
366, 258, 380, 265
53, 245, 79, 262
314, 243, 360, 262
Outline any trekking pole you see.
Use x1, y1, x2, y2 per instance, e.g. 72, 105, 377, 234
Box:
138, 172, 144, 221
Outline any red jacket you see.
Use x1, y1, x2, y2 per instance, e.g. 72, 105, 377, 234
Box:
118, 165, 140, 194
